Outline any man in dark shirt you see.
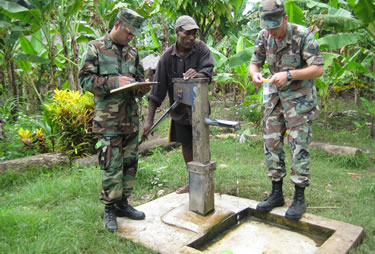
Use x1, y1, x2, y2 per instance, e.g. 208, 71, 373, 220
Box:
142, 15, 214, 194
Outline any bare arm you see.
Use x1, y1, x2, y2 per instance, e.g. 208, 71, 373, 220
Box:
289, 65, 323, 80
141, 100, 158, 141
269, 65, 323, 89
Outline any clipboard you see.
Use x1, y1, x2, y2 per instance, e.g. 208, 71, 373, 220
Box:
110, 81, 159, 93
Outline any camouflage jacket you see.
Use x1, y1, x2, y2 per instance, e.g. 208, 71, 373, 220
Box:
251, 23, 324, 127
79, 32, 144, 135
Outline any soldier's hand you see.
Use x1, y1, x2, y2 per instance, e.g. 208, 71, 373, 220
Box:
251, 72, 264, 86
118, 76, 134, 87
269, 72, 288, 89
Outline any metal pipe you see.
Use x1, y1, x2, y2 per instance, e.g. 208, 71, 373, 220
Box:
204, 118, 241, 131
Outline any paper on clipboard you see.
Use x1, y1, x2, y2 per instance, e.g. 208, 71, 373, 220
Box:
110, 81, 158, 93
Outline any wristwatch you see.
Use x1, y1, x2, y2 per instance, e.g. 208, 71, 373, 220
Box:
286, 70, 292, 81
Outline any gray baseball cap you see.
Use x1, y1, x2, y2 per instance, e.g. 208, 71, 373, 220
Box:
175, 15, 199, 31
259, 0, 286, 29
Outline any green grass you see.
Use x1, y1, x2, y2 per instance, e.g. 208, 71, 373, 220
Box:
1, 134, 374, 253
1, 95, 375, 253
0, 166, 156, 254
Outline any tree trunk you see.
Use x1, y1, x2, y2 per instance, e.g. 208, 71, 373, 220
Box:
0, 152, 69, 173
72, 38, 80, 91
0, 139, 178, 173
6, 57, 15, 97
161, 18, 170, 51
11, 61, 18, 99
233, 83, 237, 105
309, 142, 365, 156
47, 44, 57, 90
0, 115, 4, 139
27, 72, 43, 105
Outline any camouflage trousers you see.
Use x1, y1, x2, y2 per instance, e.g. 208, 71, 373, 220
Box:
263, 102, 312, 187
96, 132, 139, 205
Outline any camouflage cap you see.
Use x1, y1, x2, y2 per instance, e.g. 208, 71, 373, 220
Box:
259, 0, 286, 29
175, 15, 200, 31
116, 8, 144, 34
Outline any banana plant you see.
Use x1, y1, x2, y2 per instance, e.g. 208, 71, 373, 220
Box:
17, 32, 49, 104
153, 0, 247, 42
360, 96, 375, 137
53, 0, 85, 91
0, 0, 29, 100
212, 35, 255, 104
0, 0, 61, 91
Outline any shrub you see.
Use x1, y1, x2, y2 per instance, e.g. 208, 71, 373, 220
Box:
43, 89, 97, 159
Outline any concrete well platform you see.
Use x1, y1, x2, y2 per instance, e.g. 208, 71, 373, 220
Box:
117, 193, 363, 254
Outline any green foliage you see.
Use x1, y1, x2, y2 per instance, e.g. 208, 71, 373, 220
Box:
285, 0, 305, 25
329, 153, 371, 169
238, 90, 263, 127
317, 32, 364, 50
361, 97, 375, 116
0, 110, 48, 160
0, 96, 17, 122
360, 96, 375, 137
43, 89, 97, 159
0, 165, 156, 254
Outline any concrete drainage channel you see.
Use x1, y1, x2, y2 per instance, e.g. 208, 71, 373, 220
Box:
117, 193, 363, 254
188, 207, 340, 253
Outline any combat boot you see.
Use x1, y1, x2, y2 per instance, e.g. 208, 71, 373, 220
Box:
114, 197, 145, 220
256, 180, 285, 212
104, 205, 118, 232
285, 185, 306, 220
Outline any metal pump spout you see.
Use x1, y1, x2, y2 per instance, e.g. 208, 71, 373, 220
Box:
204, 118, 241, 131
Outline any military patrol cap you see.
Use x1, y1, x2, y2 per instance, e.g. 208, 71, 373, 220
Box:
175, 15, 200, 31
116, 8, 144, 34
259, 0, 286, 29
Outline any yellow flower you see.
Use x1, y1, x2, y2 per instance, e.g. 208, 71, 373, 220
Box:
18, 128, 34, 143
35, 128, 44, 139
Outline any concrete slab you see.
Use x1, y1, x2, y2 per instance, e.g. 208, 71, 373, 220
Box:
117, 193, 363, 254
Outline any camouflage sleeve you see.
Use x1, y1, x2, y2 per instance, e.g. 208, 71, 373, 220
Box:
302, 32, 324, 66
250, 30, 267, 68
79, 43, 119, 96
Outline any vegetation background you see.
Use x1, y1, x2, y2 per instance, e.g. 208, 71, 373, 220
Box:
0, 0, 374, 253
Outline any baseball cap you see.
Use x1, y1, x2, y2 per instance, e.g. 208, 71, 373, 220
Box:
259, 0, 286, 29
116, 8, 144, 35
175, 15, 200, 31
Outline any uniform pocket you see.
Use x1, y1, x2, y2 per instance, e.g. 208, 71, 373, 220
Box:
281, 53, 301, 70
266, 52, 275, 66
98, 55, 118, 75
293, 92, 316, 114
97, 137, 111, 170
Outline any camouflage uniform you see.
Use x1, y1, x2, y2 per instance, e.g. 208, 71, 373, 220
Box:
79, 9, 145, 205
251, 20, 324, 187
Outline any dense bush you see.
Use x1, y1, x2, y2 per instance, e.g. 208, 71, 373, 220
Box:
43, 89, 97, 159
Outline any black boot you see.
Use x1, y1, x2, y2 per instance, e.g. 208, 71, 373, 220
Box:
285, 185, 306, 220
104, 205, 118, 232
114, 197, 145, 220
256, 180, 285, 212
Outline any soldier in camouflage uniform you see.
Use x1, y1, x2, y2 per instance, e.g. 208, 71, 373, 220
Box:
249, 0, 324, 220
79, 8, 147, 232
